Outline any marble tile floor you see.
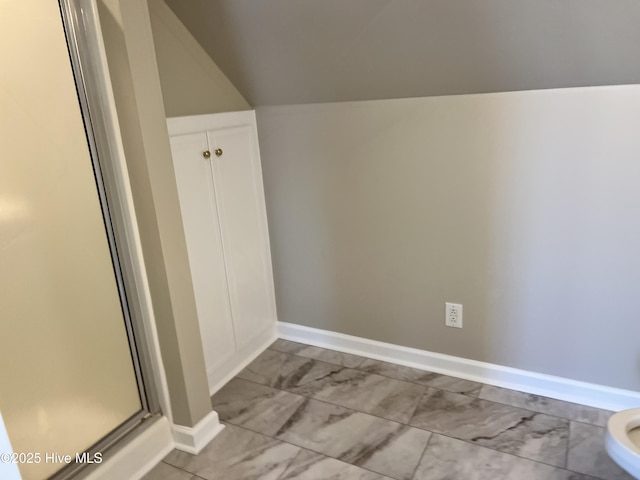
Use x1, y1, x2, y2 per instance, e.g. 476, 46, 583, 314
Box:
144, 339, 633, 480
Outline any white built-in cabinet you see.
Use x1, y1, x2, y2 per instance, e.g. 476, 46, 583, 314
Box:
167, 111, 277, 394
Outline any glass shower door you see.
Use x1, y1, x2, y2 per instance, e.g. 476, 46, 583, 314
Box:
0, 1, 149, 479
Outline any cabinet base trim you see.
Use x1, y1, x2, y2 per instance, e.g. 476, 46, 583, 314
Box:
207, 324, 277, 396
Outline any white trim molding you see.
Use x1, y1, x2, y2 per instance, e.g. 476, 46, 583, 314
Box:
207, 324, 277, 396
167, 110, 255, 136
172, 411, 225, 455
85, 417, 173, 480
278, 322, 640, 413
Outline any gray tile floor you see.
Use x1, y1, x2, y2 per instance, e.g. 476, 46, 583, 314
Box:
144, 339, 634, 480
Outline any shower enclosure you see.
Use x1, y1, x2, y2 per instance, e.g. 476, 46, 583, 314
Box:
0, 1, 160, 478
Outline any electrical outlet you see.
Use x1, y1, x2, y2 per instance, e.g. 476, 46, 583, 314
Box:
445, 302, 463, 328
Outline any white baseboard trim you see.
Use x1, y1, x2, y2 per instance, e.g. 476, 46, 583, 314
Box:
207, 324, 277, 396
277, 322, 640, 413
85, 416, 173, 480
172, 410, 225, 455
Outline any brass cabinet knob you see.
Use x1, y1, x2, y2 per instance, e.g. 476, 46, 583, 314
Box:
214, 148, 223, 157
202, 150, 211, 159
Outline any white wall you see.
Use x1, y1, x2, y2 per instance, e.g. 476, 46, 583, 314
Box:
256, 85, 640, 392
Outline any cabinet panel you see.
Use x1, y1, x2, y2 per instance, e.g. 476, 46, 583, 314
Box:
169, 132, 237, 373
208, 126, 277, 347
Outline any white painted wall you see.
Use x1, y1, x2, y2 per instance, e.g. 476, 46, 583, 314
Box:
256, 85, 640, 392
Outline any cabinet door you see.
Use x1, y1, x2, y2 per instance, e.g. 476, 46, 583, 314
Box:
208, 126, 277, 348
169, 132, 237, 374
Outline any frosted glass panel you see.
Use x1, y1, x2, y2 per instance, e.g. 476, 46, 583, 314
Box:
0, 2, 142, 479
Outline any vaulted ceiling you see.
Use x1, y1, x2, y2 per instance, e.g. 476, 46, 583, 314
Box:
164, 0, 640, 106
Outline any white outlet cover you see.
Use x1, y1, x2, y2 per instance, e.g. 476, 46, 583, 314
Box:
445, 302, 463, 328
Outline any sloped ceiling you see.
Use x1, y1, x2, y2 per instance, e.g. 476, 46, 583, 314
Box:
164, 0, 640, 106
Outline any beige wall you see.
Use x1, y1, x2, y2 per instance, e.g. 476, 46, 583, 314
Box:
98, 0, 212, 427
256, 85, 640, 392
148, 0, 250, 117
